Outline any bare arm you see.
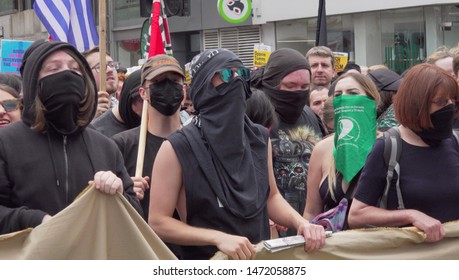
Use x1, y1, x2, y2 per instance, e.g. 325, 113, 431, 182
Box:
348, 198, 445, 242
303, 137, 332, 221
266, 139, 326, 252
148, 141, 256, 259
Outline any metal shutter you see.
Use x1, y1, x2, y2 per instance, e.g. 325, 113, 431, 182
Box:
203, 26, 261, 67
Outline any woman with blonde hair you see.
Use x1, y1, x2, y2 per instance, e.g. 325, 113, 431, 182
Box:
303, 73, 380, 230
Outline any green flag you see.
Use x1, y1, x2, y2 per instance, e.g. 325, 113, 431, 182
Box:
334, 95, 376, 183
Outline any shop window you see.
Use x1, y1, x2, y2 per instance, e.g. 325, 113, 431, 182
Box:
0, 0, 18, 16
275, 16, 355, 59
381, 8, 425, 74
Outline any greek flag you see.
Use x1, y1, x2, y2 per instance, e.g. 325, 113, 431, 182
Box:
33, 0, 99, 52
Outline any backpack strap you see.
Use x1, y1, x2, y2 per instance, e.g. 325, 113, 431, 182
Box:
380, 127, 405, 210
453, 129, 459, 147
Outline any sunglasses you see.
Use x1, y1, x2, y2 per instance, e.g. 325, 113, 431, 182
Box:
219, 68, 250, 83
0, 99, 21, 112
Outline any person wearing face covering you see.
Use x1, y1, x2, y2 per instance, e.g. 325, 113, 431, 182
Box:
0, 40, 142, 235
148, 49, 326, 260
91, 69, 142, 137
112, 55, 185, 220
348, 64, 459, 243
303, 73, 380, 231
250, 48, 323, 236
112, 55, 186, 258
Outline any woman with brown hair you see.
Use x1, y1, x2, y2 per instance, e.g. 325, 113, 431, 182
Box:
0, 40, 142, 234
349, 64, 459, 242
0, 84, 22, 127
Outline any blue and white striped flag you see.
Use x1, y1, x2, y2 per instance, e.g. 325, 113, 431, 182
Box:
33, 0, 99, 52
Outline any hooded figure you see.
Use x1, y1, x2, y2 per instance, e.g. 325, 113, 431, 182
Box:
251, 48, 323, 236
91, 69, 142, 137
166, 49, 271, 259
0, 40, 142, 234
117, 69, 142, 129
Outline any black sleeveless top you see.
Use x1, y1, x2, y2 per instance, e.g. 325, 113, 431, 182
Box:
168, 130, 270, 260
319, 171, 361, 212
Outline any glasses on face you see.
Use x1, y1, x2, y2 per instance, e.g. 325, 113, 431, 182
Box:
0, 99, 21, 112
91, 61, 120, 73
219, 68, 250, 83
432, 97, 456, 108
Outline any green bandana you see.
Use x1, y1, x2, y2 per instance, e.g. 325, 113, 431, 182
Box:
333, 95, 376, 183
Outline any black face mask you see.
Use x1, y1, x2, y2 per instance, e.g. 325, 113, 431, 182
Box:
39, 70, 85, 135
149, 79, 183, 116
264, 88, 309, 124
415, 104, 455, 147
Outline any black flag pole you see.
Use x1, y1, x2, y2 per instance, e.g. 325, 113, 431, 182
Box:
315, 0, 327, 46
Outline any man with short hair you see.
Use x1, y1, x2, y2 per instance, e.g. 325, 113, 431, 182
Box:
426, 47, 455, 78
306, 46, 335, 88
112, 55, 186, 258
82, 46, 119, 119
113, 54, 185, 220
309, 86, 328, 120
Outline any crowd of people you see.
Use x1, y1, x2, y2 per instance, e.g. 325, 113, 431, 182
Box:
0, 38, 459, 259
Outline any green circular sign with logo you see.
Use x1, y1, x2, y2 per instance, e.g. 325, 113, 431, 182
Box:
217, 0, 252, 24
140, 18, 151, 59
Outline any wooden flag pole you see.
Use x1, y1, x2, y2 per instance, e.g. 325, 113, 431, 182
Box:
135, 99, 149, 177
98, 0, 107, 92
134, 0, 161, 178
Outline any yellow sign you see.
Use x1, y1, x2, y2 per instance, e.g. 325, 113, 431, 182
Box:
333, 52, 348, 73
253, 43, 272, 67
184, 62, 191, 84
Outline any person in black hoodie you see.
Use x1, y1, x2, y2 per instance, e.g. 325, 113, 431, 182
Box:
91, 69, 142, 137
0, 40, 142, 235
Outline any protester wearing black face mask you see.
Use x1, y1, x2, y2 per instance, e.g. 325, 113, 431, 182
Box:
349, 64, 459, 243
0, 40, 142, 235
149, 78, 184, 116
250, 48, 324, 237
111, 54, 186, 259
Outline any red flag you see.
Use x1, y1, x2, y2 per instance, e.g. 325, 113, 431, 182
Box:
148, 0, 172, 58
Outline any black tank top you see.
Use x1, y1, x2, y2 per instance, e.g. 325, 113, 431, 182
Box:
168, 130, 270, 260
319, 171, 361, 211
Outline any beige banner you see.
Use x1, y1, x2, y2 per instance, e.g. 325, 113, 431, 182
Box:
3, 185, 458, 260
0, 186, 177, 260
213, 221, 459, 260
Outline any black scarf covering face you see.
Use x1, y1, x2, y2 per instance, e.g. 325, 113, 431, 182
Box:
184, 49, 269, 219
250, 48, 312, 124
415, 104, 455, 147
39, 70, 85, 135
20, 39, 97, 129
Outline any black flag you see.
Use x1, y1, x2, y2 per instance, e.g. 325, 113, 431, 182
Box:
315, 0, 327, 46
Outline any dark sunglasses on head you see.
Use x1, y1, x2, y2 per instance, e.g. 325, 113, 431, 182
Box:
0, 99, 21, 112
219, 68, 250, 83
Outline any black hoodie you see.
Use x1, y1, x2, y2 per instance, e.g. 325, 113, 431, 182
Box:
0, 40, 142, 234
